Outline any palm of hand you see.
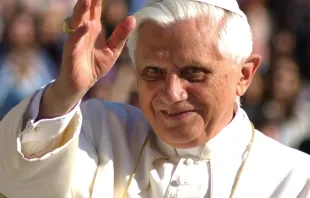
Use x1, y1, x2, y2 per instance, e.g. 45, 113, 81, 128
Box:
60, 0, 135, 94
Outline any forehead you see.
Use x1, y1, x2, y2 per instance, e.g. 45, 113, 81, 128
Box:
135, 18, 223, 67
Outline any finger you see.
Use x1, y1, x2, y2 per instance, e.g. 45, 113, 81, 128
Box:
90, 0, 103, 20
71, 0, 91, 29
106, 16, 136, 57
66, 22, 90, 50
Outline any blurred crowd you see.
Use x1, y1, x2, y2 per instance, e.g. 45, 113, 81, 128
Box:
0, 0, 310, 154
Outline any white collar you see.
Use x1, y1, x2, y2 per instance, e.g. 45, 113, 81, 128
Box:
156, 104, 253, 161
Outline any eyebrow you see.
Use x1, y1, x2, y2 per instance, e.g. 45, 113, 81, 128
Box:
177, 60, 216, 72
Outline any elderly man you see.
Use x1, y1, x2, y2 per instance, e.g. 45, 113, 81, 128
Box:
0, 0, 309, 197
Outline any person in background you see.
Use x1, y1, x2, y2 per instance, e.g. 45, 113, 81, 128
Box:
103, 0, 129, 38
38, 1, 68, 72
0, 11, 56, 120
241, 0, 271, 73
128, 0, 146, 14
262, 56, 310, 148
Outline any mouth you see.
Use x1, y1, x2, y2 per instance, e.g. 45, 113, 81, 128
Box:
160, 110, 196, 120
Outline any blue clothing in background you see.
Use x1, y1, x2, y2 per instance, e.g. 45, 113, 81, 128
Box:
129, 0, 146, 14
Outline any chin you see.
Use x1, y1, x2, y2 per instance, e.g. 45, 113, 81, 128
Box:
154, 125, 204, 147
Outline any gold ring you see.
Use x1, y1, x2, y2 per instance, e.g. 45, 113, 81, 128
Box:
63, 17, 75, 33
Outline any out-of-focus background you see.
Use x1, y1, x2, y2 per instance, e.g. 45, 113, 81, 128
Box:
0, 0, 310, 154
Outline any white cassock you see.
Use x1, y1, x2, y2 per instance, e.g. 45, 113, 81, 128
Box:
0, 87, 310, 198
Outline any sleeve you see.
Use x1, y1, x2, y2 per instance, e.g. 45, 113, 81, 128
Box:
20, 87, 80, 158
0, 90, 83, 198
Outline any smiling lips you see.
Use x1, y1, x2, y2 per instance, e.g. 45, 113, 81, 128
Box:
161, 110, 196, 119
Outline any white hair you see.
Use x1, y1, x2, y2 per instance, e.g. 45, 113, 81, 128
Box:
127, 0, 254, 105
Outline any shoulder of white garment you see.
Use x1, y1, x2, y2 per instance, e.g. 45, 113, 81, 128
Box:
236, 106, 310, 170
255, 129, 310, 160
250, 130, 310, 180
80, 99, 148, 125
80, 99, 152, 149
79, 99, 156, 196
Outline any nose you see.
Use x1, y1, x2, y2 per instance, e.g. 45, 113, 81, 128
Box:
160, 74, 188, 105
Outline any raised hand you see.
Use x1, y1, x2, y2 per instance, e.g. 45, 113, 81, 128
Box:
38, 0, 136, 119
61, 0, 136, 93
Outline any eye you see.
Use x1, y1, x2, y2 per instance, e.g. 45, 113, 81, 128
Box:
140, 66, 164, 81
181, 66, 207, 82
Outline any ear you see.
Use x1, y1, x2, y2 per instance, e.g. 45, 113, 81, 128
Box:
236, 54, 261, 96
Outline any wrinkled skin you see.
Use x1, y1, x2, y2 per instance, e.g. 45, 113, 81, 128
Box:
135, 19, 261, 148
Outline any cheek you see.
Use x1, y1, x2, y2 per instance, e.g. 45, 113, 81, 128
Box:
137, 80, 160, 114
188, 79, 223, 105
187, 76, 235, 110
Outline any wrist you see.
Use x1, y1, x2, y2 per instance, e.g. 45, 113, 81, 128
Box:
52, 79, 86, 103
37, 80, 84, 119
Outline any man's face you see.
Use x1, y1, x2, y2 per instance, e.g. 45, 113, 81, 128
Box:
135, 18, 242, 148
